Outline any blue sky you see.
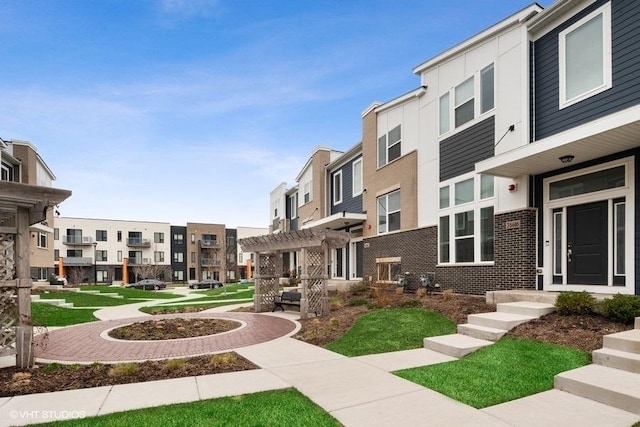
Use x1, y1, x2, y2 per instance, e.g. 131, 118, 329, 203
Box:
1, 0, 552, 228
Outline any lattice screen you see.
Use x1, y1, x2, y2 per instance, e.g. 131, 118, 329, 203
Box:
256, 254, 279, 311
305, 249, 327, 316
0, 234, 15, 281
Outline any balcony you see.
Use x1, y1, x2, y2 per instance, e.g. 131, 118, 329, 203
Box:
62, 236, 93, 246
126, 238, 151, 248
201, 258, 222, 267
200, 240, 219, 248
128, 257, 151, 266
61, 257, 93, 266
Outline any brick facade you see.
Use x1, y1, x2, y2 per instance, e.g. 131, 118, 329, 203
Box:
363, 209, 537, 295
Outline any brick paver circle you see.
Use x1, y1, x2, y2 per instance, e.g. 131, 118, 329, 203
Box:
36, 313, 298, 363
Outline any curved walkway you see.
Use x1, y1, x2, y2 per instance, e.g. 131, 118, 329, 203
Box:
36, 312, 298, 363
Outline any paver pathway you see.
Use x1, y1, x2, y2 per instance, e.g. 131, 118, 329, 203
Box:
36, 312, 297, 363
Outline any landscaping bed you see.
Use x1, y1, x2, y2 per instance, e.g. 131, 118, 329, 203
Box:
108, 318, 241, 340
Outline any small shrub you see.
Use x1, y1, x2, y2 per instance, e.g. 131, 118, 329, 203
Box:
109, 363, 138, 377
349, 281, 369, 296
372, 287, 392, 308
42, 363, 63, 373
416, 288, 426, 298
600, 294, 640, 324
164, 358, 186, 372
210, 353, 236, 367
399, 299, 422, 308
442, 289, 454, 301
555, 291, 596, 315
329, 296, 343, 311
329, 318, 340, 328
348, 298, 368, 306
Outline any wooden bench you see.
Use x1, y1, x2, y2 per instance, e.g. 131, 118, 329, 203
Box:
272, 291, 301, 312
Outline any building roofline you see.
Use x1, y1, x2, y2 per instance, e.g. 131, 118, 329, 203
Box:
527, 0, 583, 34
412, 3, 543, 75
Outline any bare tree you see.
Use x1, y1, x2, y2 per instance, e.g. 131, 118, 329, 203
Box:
131, 262, 170, 282
64, 267, 86, 287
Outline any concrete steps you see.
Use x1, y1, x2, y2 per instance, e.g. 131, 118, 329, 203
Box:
555, 364, 640, 415
30, 296, 74, 309
554, 316, 640, 414
457, 323, 507, 341
423, 334, 493, 358
496, 301, 556, 317
467, 312, 536, 330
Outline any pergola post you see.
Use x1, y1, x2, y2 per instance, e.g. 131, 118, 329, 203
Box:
299, 248, 308, 318
15, 207, 33, 368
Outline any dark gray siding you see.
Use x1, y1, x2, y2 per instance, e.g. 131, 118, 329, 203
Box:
170, 225, 187, 282
440, 116, 495, 182
534, 0, 640, 140
331, 155, 363, 214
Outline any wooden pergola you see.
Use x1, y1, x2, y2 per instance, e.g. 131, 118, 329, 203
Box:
0, 181, 71, 368
239, 229, 350, 319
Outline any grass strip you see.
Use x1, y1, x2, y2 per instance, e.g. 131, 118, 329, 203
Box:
139, 301, 244, 314
79, 286, 182, 299
31, 303, 98, 326
179, 291, 255, 303
395, 336, 590, 408
38, 388, 340, 427
326, 308, 456, 356
194, 284, 251, 296
36, 292, 132, 307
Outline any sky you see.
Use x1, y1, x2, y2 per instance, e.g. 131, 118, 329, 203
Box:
1, 0, 553, 228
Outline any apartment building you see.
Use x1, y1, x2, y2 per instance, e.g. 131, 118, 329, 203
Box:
268, 0, 640, 296
236, 226, 269, 279
54, 218, 171, 284
185, 222, 226, 282
1, 139, 59, 281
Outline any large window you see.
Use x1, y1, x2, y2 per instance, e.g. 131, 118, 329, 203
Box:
333, 171, 342, 205
174, 252, 184, 263
290, 193, 298, 219
303, 181, 312, 204
378, 125, 402, 167
559, 2, 612, 108
155, 251, 165, 263
549, 165, 624, 200
154, 232, 164, 243
377, 190, 401, 234
96, 230, 107, 242
439, 63, 495, 135
377, 258, 401, 282
96, 250, 108, 262
37, 232, 47, 248
439, 175, 495, 264
352, 158, 363, 196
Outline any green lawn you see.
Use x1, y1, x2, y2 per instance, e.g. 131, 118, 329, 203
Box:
36, 292, 133, 307
395, 336, 590, 408
326, 308, 456, 356
79, 286, 182, 300
39, 388, 339, 427
194, 283, 251, 296
179, 290, 254, 303
31, 303, 98, 326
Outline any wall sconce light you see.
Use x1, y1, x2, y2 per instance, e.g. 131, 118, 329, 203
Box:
508, 183, 517, 192
559, 155, 575, 164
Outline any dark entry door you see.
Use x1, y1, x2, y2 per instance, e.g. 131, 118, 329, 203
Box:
567, 201, 608, 285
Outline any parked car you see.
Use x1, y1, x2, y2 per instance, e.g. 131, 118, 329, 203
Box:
189, 279, 223, 289
126, 279, 166, 290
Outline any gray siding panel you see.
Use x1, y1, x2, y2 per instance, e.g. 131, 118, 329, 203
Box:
440, 116, 495, 182
331, 155, 363, 214
534, 0, 640, 140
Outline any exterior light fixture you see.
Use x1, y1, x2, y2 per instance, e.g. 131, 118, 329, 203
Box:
559, 155, 575, 164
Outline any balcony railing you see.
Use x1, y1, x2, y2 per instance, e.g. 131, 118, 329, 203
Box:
126, 238, 151, 248
200, 240, 219, 248
128, 257, 151, 266
62, 236, 93, 246
61, 257, 93, 266
201, 258, 221, 267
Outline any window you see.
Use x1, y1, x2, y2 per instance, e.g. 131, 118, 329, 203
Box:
154, 232, 164, 243
333, 171, 343, 205
273, 199, 279, 218
378, 125, 402, 167
480, 64, 495, 113
238, 252, 244, 263
559, 2, 611, 108
191, 233, 195, 243
97, 271, 108, 282
290, 193, 298, 219
378, 190, 401, 234
117, 250, 122, 262
455, 77, 474, 128
96, 230, 107, 241
352, 158, 363, 196
95, 250, 107, 262
36, 267, 47, 280
553, 211, 563, 276
439, 186, 450, 209
191, 252, 196, 263
549, 165, 624, 200
155, 251, 165, 263
303, 181, 312, 204
173, 233, 184, 244
439, 175, 494, 264
174, 252, 184, 263
117, 231, 122, 242
54, 249, 59, 261
54, 228, 59, 240
1, 162, 14, 181
37, 232, 47, 248
439, 93, 450, 135
614, 201, 625, 276
67, 250, 82, 257
174, 270, 184, 281
376, 258, 401, 282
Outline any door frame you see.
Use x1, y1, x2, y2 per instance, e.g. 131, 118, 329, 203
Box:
542, 157, 635, 294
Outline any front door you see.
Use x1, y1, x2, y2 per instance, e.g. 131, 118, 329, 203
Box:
567, 201, 608, 285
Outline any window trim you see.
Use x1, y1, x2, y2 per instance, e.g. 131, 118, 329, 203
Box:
558, 2, 612, 109
37, 232, 47, 249
377, 189, 401, 235
377, 125, 402, 168
333, 170, 343, 205
303, 181, 312, 204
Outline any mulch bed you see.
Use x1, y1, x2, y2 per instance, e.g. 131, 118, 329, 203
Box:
108, 318, 241, 340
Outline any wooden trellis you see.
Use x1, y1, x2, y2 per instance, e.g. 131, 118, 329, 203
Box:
0, 181, 70, 368
239, 229, 349, 319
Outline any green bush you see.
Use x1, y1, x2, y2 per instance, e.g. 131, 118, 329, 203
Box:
600, 294, 640, 324
555, 291, 596, 315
